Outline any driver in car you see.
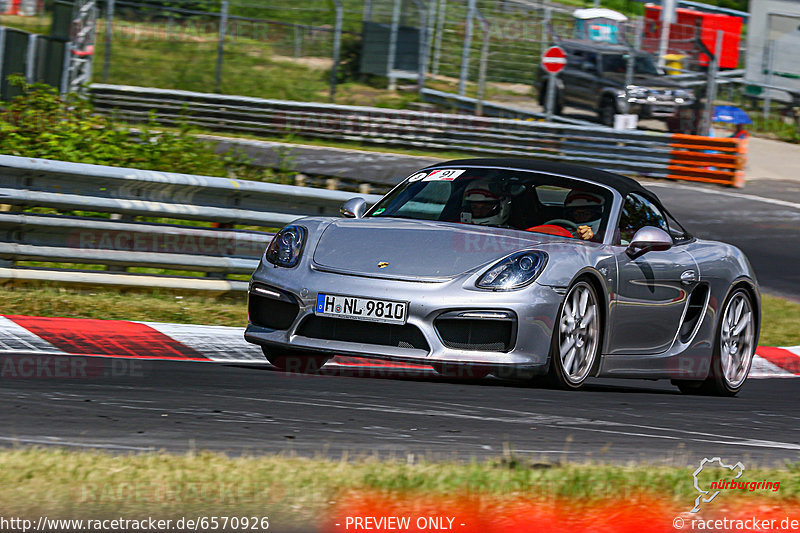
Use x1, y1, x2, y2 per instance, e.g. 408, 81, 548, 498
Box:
565, 190, 604, 241
462, 179, 512, 226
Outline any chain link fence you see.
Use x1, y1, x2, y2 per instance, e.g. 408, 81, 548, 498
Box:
4, 0, 797, 137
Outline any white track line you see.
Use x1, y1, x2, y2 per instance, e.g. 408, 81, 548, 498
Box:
647, 181, 800, 210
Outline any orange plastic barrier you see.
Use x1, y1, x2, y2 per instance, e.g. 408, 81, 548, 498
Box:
668, 133, 747, 187
2, 0, 20, 15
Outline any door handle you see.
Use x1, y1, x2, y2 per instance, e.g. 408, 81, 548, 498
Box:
681, 270, 697, 284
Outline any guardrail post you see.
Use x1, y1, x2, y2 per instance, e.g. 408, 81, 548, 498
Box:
545, 71, 557, 120
656, 0, 675, 70
458, 0, 476, 96
215, 0, 229, 93
25, 33, 37, 83
475, 11, 489, 116
102, 0, 114, 82
60, 42, 71, 95
363, 0, 372, 22
763, 40, 774, 122
541, 4, 551, 45
386, 0, 401, 91
412, 0, 428, 92
622, 19, 642, 115
0, 27, 6, 93
293, 25, 301, 58
431, 0, 446, 75
700, 30, 722, 137
329, 0, 343, 102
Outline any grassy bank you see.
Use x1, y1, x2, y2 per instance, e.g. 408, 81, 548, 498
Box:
0, 286, 797, 347
0, 448, 797, 527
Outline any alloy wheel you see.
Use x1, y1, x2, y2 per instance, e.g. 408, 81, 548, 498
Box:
719, 290, 755, 389
557, 282, 600, 385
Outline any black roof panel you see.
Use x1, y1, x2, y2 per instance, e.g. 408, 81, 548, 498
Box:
422, 158, 649, 197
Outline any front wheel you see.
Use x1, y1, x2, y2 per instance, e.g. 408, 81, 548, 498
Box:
262, 346, 331, 373
545, 280, 602, 389
598, 96, 616, 127
538, 82, 563, 115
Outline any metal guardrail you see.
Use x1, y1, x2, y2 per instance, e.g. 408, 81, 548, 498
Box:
89, 84, 747, 187
419, 88, 598, 127
0, 155, 381, 292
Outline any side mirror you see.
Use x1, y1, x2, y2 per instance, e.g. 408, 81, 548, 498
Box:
340, 197, 367, 219
626, 226, 672, 258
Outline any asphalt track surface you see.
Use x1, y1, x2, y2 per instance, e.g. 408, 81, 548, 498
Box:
1, 358, 799, 464
647, 179, 800, 301
0, 178, 798, 465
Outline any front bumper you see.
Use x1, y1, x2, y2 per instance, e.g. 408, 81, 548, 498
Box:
244, 261, 562, 372
626, 100, 693, 119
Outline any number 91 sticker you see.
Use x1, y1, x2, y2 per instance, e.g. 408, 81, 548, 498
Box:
424, 169, 466, 181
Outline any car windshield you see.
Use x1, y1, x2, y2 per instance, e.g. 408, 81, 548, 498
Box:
367, 168, 614, 242
601, 53, 660, 75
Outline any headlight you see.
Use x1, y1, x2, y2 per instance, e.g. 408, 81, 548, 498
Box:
627, 86, 648, 99
476, 251, 547, 291
265, 224, 307, 268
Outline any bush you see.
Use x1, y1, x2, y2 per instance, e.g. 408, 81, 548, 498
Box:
0, 75, 257, 178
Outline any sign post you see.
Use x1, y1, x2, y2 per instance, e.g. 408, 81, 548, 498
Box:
541, 45, 566, 120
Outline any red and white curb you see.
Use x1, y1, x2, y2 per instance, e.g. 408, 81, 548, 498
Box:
0, 315, 797, 378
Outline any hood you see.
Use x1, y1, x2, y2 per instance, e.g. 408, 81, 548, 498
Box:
605, 73, 689, 90
312, 218, 546, 280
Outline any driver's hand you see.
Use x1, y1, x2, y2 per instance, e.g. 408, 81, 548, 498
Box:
576, 225, 594, 240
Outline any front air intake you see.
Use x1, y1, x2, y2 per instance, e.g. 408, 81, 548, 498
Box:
248, 285, 300, 330
296, 316, 429, 351
434, 317, 514, 352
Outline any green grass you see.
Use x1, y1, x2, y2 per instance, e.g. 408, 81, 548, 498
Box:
97, 38, 329, 101
0, 286, 247, 327
0, 448, 797, 526
760, 294, 800, 347
0, 286, 798, 347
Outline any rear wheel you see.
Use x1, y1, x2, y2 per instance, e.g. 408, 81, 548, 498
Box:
545, 280, 602, 390
678, 288, 756, 396
261, 346, 330, 373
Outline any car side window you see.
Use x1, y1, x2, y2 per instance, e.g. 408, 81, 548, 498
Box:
583, 52, 597, 72
617, 193, 669, 245
665, 209, 692, 243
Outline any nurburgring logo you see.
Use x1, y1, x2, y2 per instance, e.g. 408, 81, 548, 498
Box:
689, 457, 781, 513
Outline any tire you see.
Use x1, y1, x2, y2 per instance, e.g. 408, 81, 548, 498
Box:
598, 96, 616, 127
261, 346, 330, 373
545, 279, 602, 390
678, 288, 756, 396
431, 363, 490, 379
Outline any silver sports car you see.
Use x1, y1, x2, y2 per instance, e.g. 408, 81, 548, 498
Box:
245, 159, 760, 396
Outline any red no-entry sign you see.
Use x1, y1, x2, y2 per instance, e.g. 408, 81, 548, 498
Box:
542, 46, 567, 74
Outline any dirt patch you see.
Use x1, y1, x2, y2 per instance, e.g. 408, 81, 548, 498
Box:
272, 55, 333, 70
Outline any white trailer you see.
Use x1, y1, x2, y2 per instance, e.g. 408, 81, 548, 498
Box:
745, 0, 800, 102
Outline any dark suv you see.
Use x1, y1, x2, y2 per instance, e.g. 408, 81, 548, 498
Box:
539, 40, 696, 126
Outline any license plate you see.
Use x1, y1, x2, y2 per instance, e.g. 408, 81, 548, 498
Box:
315, 293, 408, 324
